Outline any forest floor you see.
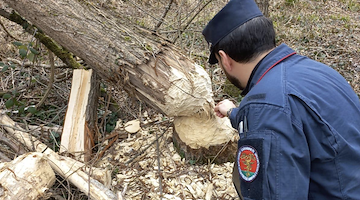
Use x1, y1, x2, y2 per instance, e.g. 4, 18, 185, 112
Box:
0, 0, 359, 199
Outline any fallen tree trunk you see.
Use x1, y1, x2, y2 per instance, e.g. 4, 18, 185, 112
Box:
0, 112, 115, 200
3, 0, 237, 162
0, 152, 55, 200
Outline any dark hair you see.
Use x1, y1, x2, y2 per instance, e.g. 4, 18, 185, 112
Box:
213, 16, 276, 63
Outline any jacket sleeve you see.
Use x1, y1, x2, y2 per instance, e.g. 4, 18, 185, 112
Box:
230, 103, 311, 200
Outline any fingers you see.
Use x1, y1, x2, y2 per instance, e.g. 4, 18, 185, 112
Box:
215, 111, 225, 118
214, 99, 236, 118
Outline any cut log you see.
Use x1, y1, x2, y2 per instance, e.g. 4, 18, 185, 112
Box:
0, 152, 55, 200
3, 0, 238, 162
173, 115, 238, 164
0, 112, 115, 200
60, 69, 99, 162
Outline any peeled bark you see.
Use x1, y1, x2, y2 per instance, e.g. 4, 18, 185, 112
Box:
3, 0, 237, 162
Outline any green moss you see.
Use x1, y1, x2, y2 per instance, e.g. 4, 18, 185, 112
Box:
36, 34, 82, 69
9, 11, 82, 69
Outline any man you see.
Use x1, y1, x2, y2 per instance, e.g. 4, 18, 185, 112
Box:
202, 0, 360, 199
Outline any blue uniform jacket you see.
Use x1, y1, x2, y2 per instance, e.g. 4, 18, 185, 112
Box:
230, 44, 360, 200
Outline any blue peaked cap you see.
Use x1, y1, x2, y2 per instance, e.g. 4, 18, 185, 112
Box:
202, 0, 263, 64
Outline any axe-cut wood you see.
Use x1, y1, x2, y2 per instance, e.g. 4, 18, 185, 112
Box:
0, 112, 116, 200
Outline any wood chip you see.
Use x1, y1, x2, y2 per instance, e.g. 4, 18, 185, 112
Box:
124, 119, 141, 133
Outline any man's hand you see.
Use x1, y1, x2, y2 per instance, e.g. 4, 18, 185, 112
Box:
214, 99, 236, 118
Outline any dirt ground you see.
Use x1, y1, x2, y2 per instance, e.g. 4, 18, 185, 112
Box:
0, 0, 359, 199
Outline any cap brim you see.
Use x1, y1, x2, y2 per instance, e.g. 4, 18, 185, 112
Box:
208, 51, 218, 64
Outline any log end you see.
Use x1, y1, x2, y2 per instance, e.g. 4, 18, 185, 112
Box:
0, 152, 55, 200
172, 128, 238, 164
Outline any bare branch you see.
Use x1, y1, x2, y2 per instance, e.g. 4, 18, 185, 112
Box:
26, 50, 55, 118
154, 0, 174, 31
172, 0, 213, 43
0, 18, 22, 41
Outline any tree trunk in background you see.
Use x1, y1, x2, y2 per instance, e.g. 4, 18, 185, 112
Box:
3, 0, 237, 163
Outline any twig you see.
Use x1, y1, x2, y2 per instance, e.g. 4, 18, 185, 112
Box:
126, 121, 171, 164
210, 139, 231, 164
0, 8, 10, 19
95, 133, 118, 162
6, 58, 68, 68
127, 0, 169, 26
0, 151, 11, 162
26, 49, 55, 118
99, 92, 112, 135
20, 28, 37, 73
156, 123, 163, 200
172, 0, 213, 43
0, 18, 22, 41
154, 0, 174, 31
0, 130, 26, 155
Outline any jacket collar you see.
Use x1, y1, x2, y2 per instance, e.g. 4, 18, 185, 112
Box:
241, 43, 295, 96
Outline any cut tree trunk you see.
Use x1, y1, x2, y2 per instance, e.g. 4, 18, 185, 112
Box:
0, 152, 55, 200
60, 69, 99, 162
0, 112, 114, 200
3, 0, 237, 162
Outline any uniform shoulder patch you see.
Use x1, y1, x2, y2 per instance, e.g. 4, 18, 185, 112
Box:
245, 93, 266, 102
237, 145, 260, 182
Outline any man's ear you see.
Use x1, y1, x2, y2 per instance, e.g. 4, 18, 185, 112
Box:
218, 50, 233, 71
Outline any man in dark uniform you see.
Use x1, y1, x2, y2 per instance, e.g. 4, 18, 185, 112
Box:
202, 0, 360, 199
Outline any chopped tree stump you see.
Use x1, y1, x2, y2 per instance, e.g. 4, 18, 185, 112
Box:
60, 69, 99, 162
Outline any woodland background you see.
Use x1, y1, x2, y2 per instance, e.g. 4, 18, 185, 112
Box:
0, 0, 359, 199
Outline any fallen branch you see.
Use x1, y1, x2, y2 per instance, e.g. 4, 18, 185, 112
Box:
0, 130, 26, 155
0, 111, 117, 200
5, 57, 69, 68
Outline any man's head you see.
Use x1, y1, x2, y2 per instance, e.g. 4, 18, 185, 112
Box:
202, 0, 276, 65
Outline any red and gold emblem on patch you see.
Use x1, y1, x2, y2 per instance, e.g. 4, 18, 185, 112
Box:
237, 145, 260, 182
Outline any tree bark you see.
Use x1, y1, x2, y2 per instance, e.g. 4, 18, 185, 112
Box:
3, 0, 237, 162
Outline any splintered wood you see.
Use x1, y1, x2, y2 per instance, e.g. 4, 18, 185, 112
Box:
0, 152, 55, 200
0, 112, 116, 200
60, 69, 98, 162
